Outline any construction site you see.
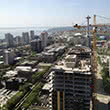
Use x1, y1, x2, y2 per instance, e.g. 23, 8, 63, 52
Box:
47, 15, 110, 110
1, 14, 110, 110
49, 45, 92, 110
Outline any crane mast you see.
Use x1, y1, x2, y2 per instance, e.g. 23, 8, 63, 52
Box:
92, 14, 97, 110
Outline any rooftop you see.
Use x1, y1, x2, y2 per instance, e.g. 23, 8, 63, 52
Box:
53, 64, 91, 75
42, 83, 51, 90
52, 46, 91, 74
4, 70, 18, 78
15, 66, 32, 72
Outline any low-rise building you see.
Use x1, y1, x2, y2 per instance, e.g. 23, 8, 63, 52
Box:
41, 52, 55, 63
15, 66, 34, 79
20, 60, 38, 68
3, 70, 18, 79
5, 77, 26, 90
40, 44, 66, 63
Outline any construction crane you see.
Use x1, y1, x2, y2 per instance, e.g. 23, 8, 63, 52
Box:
92, 15, 97, 110
73, 14, 110, 110
73, 15, 98, 110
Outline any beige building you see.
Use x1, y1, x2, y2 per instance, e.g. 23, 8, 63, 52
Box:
41, 32, 48, 49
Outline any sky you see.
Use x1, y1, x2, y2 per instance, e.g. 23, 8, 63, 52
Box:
0, 0, 109, 27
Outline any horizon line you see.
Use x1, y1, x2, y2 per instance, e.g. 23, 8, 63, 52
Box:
0, 25, 72, 29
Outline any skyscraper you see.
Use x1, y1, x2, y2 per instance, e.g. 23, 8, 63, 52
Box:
22, 32, 30, 45
41, 32, 48, 49
30, 30, 35, 40
15, 36, 22, 46
5, 33, 14, 47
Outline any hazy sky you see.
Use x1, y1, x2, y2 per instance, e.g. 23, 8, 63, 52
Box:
0, 0, 109, 27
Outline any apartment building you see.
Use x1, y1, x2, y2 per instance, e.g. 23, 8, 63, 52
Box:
49, 46, 92, 110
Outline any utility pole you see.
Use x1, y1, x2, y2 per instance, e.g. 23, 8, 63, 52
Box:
86, 15, 91, 48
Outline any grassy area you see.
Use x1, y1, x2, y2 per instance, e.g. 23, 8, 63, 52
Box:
32, 66, 51, 84
4, 91, 24, 110
2, 83, 31, 110
21, 66, 51, 109
3, 66, 51, 110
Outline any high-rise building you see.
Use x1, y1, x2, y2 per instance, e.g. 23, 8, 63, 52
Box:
22, 32, 30, 44
30, 39, 42, 52
41, 32, 48, 49
4, 50, 15, 65
49, 46, 92, 110
30, 30, 35, 40
5, 33, 14, 47
15, 36, 23, 46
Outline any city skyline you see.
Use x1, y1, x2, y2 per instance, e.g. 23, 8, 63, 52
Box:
0, 0, 109, 27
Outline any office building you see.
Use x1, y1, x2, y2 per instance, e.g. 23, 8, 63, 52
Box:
22, 32, 30, 44
30, 30, 35, 40
49, 46, 92, 110
15, 36, 23, 46
5, 33, 14, 47
30, 39, 42, 52
41, 32, 48, 49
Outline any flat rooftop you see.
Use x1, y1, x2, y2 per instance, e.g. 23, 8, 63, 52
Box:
53, 65, 91, 75
65, 55, 77, 59
4, 70, 18, 78
15, 66, 32, 72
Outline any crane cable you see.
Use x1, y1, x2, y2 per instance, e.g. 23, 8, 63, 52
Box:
96, 14, 110, 21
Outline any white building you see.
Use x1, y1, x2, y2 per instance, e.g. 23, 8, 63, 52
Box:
4, 50, 15, 65
41, 32, 48, 49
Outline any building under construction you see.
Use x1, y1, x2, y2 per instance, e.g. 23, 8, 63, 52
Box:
49, 45, 92, 110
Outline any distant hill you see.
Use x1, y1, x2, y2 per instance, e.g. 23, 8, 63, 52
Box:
47, 26, 74, 33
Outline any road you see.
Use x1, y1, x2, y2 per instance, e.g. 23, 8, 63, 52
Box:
95, 63, 110, 110
14, 67, 52, 110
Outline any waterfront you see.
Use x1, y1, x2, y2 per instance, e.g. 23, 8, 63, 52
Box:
0, 27, 50, 39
